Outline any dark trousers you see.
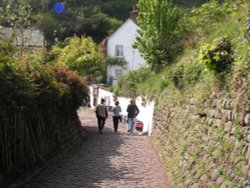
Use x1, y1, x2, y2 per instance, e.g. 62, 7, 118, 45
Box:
97, 117, 106, 132
112, 116, 120, 132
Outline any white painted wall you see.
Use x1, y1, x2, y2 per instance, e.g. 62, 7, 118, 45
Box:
89, 86, 115, 108
107, 19, 147, 85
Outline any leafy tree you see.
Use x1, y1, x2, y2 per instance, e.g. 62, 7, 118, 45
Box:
0, 0, 35, 29
190, 0, 235, 29
173, 0, 209, 8
67, 11, 121, 43
135, 0, 183, 71
81, 0, 138, 21
0, 1, 39, 56
100, 0, 138, 21
51, 36, 106, 83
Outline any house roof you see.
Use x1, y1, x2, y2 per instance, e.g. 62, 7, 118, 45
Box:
108, 18, 139, 40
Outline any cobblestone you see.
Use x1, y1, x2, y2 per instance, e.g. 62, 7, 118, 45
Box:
24, 108, 171, 188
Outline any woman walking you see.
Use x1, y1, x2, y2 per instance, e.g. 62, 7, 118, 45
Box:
112, 101, 122, 133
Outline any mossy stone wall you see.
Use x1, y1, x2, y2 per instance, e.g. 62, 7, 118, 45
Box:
153, 96, 250, 187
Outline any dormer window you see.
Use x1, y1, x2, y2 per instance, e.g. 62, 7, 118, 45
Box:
115, 45, 124, 58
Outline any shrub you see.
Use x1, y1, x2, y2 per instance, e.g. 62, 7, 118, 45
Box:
246, 14, 250, 43
0, 63, 35, 111
54, 67, 89, 110
113, 67, 153, 97
51, 36, 106, 83
0, 58, 89, 176
190, 1, 236, 31
198, 37, 234, 73
168, 64, 185, 90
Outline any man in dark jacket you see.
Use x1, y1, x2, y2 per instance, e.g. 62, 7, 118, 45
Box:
96, 98, 108, 133
126, 99, 139, 133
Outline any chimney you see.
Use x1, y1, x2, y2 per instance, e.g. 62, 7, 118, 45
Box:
130, 6, 139, 23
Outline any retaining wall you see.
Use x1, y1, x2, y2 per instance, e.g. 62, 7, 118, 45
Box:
153, 95, 250, 187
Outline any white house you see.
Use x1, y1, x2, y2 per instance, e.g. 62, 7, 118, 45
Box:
106, 9, 147, 85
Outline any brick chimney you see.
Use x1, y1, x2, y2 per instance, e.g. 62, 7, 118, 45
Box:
130, 6, 139, 23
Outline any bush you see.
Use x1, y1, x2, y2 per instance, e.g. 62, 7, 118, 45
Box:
198, 37, 234, 73
113, 67, 153, 97
246, 14, 250, 43
190, 1, 236, 31
0, 63, 35, 111
51, 36, 106, 83
54, 67, 89, 110
0, 57, 89, 176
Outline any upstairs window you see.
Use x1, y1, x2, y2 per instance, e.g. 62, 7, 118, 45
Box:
115, 45, 124, 58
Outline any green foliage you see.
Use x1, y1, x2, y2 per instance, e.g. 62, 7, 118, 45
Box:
137, 74, 170, 99
0, 1, 39, 56
190, 0, 236, 30
168, 64, 185, 90
0, 57, 89, 111
159, 61, 204, 91
54, 11, 121, 44
135, 0, 184, 70
0, 0, 225, 47
246, 13, 250, 43
0, 62, 35, 110
54, 67, 89, 110
0, 33, 16, 62
23, 62, 67, 110
112, 67, 154, 97
105, 57, 127, 66
0, 1, 35, 29
97, 0, 138, 21
198, 37, 234, 73
0, 53, 89, 176
51, 36, 106, 82
4, 0, 130, 44
114, 1, 249, 187
173, 0, 208, 8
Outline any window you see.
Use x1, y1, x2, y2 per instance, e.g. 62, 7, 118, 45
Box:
115, 69, 123, 79
115, 45, 124, 57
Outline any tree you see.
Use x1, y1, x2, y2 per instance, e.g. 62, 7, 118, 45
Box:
173, 0, 209, 8
0, 1, 38, 55
51, 36, 106, 83
135, 0, 183, 71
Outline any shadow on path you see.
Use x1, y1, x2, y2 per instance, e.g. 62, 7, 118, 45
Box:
24, 109, 127, 188
23, 108, 171, 188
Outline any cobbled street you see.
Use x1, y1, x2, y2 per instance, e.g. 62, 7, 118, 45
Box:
24, 108, 171, 188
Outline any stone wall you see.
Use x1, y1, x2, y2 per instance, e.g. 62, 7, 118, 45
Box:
55, 115, 82, 151
153, 96, 250, 187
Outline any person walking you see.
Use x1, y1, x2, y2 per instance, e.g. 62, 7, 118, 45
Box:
126, 99, 139, 133
112, 101, 122, 133
95, 98, 108, 133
